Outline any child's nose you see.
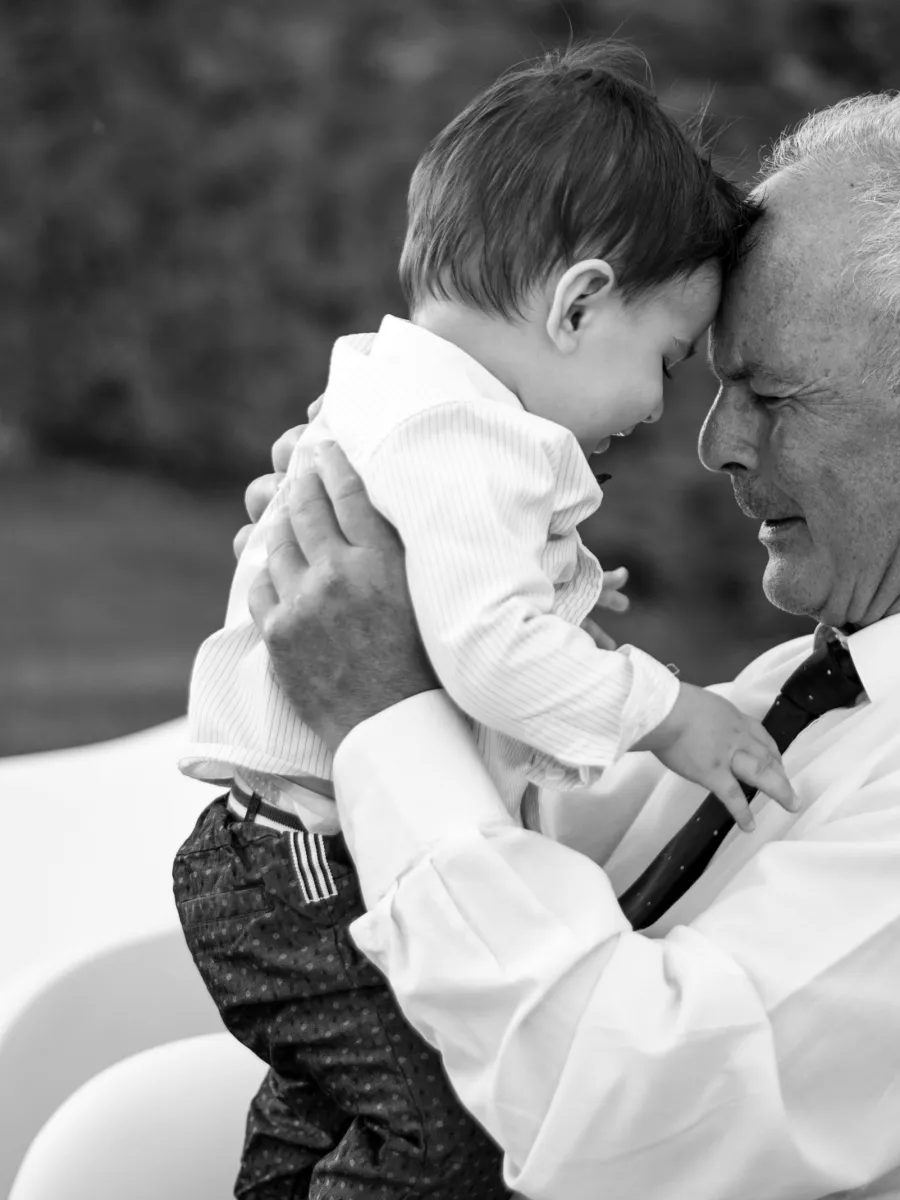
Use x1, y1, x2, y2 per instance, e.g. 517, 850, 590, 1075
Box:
643, 399, 665, 424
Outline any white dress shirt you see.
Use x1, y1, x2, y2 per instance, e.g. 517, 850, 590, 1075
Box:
181, 315, 678, 824
334, 614, 900, 1200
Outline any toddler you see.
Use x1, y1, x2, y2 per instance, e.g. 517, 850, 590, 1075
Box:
174, 41, 792, 1200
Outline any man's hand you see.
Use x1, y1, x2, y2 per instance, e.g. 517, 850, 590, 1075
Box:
233, 396, 327, 558
233, 424, 305, 559
248, 442, 438, 751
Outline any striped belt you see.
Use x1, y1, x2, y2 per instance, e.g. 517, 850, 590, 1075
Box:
228, 781, 341, 904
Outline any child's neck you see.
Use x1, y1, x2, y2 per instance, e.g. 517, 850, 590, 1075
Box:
411, 301, 525, 401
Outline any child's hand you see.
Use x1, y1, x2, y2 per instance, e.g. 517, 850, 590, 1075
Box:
581, 615, 617, 651
580, 567, 631, 649
595, 566, 630, 614
632, 682, 798, 832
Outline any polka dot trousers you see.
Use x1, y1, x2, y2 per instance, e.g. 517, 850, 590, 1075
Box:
174, 797, 510, 1200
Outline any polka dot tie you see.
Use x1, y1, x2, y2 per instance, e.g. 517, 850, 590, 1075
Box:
618, 629, 864, 931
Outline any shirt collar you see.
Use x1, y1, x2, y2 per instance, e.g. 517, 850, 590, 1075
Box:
371, 315, 524, 412
826, 612, 900, 705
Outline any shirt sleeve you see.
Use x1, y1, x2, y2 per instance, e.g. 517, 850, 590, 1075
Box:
334, 691, 900, 1200
362, 401, 678, 772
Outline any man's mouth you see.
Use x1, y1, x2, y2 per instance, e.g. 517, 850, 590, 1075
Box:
758, 515, 806, 543
732, 485, 806, 536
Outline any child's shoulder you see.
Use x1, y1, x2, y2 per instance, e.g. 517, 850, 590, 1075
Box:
321, 326, 573, 464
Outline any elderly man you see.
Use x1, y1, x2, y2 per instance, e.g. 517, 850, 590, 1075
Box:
245, 94, 900, 1200
11, 95, 900, 1200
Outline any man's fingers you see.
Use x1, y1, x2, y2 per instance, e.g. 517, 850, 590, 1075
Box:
265, 506, 312, 596
237, 471, 283, 560
271, 424, 307, 474
732, 748, 798, 812
244, 473, 281, 526
233, 523, 253, 561
315, 442, 401, 550
248, 566, 281, 630
285, 469, 350, 566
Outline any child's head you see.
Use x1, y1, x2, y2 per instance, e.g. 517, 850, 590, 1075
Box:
399, 42, 761, 455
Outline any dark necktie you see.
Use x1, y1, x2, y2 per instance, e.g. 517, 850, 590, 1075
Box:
618, 630, 864, 931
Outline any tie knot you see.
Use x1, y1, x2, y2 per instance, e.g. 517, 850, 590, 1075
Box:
779, 634, 863, 717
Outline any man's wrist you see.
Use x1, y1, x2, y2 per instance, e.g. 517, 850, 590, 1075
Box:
316, 679, 443, 753
333, 689, 516, 907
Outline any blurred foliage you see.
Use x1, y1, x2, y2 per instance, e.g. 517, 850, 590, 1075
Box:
5, 0, 900, 481
3, 0, 900, 719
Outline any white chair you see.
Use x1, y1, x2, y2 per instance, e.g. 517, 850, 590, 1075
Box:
0, 718, 202, 982
0, 719, 228, 1190
10, 1033, 266, 1200
0, 928, 223, 1197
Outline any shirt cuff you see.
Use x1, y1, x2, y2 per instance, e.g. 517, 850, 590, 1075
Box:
615, 645, 681, 755
333, 690, 518, 908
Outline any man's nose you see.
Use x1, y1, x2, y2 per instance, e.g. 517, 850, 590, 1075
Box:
698, 384, 762, 473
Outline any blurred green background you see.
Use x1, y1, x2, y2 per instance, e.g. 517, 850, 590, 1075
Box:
3, 0, 899, 754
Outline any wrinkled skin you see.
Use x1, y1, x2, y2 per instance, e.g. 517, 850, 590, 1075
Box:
701, 164, 900, 629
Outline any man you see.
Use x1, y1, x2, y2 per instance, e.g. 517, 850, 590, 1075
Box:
247, 95, 900, 1199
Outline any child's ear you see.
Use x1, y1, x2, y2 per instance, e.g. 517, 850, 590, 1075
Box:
546, 259, 616, 352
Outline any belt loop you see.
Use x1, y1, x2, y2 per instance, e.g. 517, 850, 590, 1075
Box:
245, 792, 262, 823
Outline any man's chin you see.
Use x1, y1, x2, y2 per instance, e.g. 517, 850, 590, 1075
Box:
761, 554, 825, 620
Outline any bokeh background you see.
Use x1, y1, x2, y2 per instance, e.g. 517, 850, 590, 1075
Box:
3, 0, 899, 754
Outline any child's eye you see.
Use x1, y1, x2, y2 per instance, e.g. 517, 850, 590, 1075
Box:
662, 362, 673, 380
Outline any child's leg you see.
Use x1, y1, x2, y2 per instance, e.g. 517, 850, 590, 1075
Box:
305, 978, 509, 1200
238, 1066, 350, 1197
173, 795, 510, 1200
174, 797, 347, 1195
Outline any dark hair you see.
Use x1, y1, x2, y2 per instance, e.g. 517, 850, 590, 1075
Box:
399, 41, 761, 317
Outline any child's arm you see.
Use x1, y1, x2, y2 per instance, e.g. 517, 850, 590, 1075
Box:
362, 401, 677, 773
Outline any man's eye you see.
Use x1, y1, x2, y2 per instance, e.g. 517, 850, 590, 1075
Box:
753, 391, 785, 405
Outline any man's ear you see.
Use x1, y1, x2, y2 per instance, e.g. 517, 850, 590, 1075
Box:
546, 259, 616, 353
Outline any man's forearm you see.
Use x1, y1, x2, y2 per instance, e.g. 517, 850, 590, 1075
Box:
334, 694, 900, 1200
334, 690, 518, 906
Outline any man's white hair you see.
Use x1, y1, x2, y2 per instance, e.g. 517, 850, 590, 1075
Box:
762, 93, 900, 386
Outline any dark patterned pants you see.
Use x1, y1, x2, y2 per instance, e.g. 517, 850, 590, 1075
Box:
173, 796, 510, 1200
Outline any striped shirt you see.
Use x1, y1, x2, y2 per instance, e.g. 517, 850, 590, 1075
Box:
180, 315, 679, 831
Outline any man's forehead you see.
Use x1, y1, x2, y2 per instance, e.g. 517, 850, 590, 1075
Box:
707, 323, 801, 384
712, 169, 868, 377
711, 251, 799, 378
707, 335, 806, 385
729, 167, 866, 302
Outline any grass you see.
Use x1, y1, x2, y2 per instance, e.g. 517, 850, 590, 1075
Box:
0, 458, 244, 756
